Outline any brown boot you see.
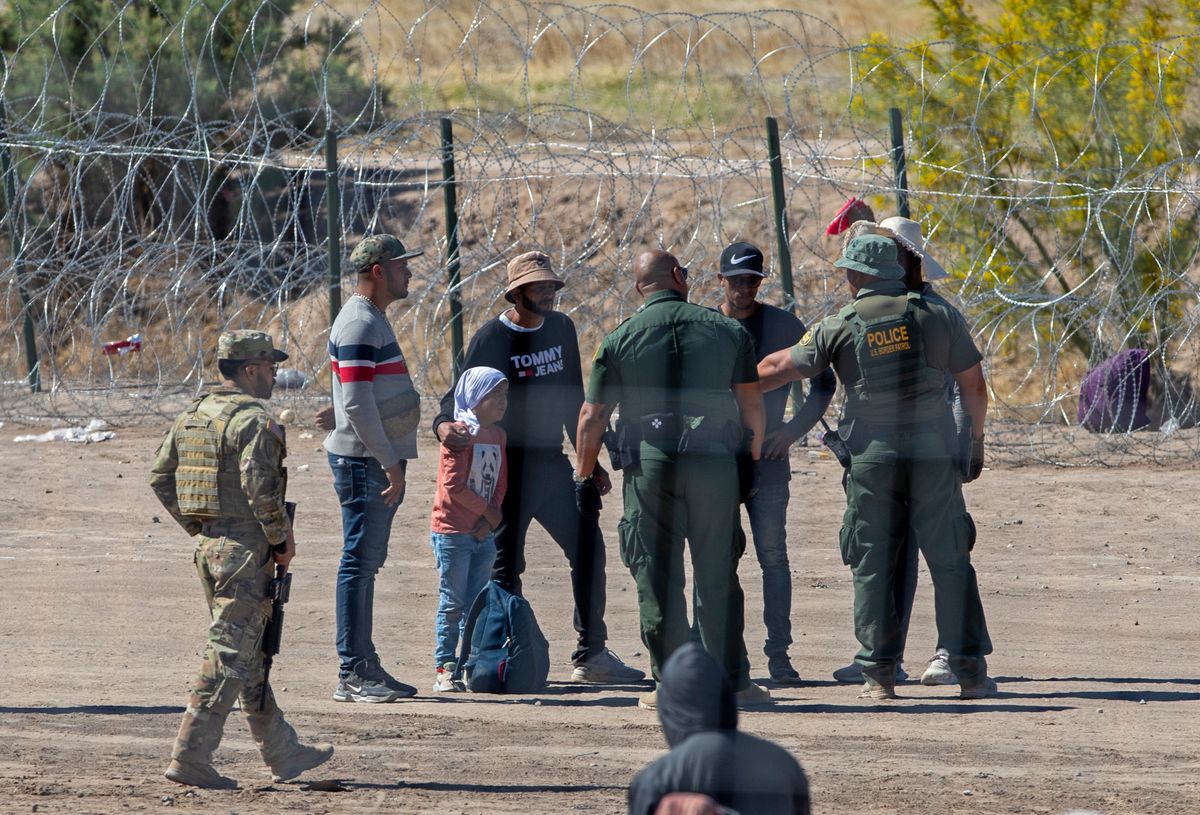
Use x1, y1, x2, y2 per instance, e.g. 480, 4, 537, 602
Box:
246, 690, 334, 783
165, 710, 238, 789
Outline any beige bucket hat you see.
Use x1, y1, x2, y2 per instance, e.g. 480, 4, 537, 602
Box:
504, 251, 565, 302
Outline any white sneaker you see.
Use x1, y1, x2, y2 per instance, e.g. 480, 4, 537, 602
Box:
432, 663, 464, 693
920, 649, 957, 686
571, 649, 646, 683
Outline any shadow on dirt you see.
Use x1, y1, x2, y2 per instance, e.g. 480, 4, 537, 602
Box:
0, 705, 184, 715
350, 780, 626, 793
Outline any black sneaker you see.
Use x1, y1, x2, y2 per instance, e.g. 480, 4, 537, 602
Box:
369, 660, 418, 698
332, 660, 414, 703
767, 655, 802, 685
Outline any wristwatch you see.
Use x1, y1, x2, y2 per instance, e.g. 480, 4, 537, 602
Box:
573, 471, 593, 484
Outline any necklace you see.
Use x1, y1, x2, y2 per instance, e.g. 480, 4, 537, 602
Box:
353, 292, 384, 315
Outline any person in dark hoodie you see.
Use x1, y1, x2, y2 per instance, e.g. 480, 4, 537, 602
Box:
628, 643, 811, 815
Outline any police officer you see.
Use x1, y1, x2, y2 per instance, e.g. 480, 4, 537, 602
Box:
150, 330, 333, 788
758, 234, 994, 700
575, 249, 771, 710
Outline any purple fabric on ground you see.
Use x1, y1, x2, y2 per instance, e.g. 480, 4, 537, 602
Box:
1078, 348, 1151, 432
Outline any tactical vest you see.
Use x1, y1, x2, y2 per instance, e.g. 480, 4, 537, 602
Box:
838, 291, 947, 424
175, 393, 267, 519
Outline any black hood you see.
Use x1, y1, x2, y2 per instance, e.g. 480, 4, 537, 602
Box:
657, 643, 738, 747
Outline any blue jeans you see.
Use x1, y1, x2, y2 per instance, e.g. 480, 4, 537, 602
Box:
329, 453, 404, 676
431, 531, 497, 666
745, 481, 793, 660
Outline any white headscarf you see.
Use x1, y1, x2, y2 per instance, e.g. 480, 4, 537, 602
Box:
453, 366, 508, 435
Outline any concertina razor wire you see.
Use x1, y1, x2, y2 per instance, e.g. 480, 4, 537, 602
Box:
1, 0, 1199, 466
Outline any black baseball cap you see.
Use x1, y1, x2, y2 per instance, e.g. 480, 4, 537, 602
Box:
719, 242, 765, 277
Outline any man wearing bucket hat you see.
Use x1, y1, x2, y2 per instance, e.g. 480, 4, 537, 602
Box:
150, 330, 333, 788
324, 233, 424, 702
432, 250, 645, 684
757, 234, 995, 701
715, 241, 837, 684
882, 215, 973, 687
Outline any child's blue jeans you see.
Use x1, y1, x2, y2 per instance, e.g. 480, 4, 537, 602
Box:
431, 530, 497, 666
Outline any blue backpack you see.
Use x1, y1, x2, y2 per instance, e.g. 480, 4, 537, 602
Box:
453, 580, 550, 693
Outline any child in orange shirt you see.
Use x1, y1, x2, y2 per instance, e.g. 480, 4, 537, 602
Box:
430, 367, 509, 691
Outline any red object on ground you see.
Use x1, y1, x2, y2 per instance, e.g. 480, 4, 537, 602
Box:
102, 334, 143, 355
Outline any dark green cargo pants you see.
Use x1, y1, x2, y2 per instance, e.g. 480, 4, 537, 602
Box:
618, 454, 751, 687
840, 425, 992, 686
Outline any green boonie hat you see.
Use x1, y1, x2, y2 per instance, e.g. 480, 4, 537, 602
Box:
218, 330, 288, 363
349, 234, 423, 272
834, 234, 904, 280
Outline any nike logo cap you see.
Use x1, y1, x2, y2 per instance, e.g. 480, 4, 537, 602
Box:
719, 241, 765, 276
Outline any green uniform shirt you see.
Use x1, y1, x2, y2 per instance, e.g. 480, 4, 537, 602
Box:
149, 389, 290, 545
587, 290, 757, 461
788, 280, 982, 424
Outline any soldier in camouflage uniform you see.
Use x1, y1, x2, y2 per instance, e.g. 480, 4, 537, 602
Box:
150, 330, 333, 789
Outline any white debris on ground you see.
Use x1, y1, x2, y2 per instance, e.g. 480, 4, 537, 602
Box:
13, 419, 116, 443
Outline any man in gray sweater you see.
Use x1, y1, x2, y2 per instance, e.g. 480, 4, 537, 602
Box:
324, 234, 424, 703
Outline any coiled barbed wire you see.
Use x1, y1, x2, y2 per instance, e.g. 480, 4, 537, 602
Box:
1, 1, 1197, 467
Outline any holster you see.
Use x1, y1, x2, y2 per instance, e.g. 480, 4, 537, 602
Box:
603, 424, 639, 471
822, 420, 853, 469
955, 415, 974, 480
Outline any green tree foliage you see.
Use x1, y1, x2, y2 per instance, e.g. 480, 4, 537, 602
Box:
0, 0, 376, 129
0, 1, 380, 239
855, 0, 1200, 362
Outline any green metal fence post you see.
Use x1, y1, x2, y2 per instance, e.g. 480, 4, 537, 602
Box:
765, 116, 796, 315
0, 99, 39, 392
441, 117, 464, 380
325, 127, 341, 325
888, 107, 911, 219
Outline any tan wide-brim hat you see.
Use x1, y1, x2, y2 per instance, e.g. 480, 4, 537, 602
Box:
504, 251, 565, 302
879, 216, 948, 280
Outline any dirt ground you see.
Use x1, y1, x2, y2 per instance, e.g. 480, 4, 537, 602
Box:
1, 414, 1198, 815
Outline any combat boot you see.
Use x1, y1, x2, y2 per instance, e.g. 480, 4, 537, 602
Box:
246, 692, 334, 782
165, 710, 238, 789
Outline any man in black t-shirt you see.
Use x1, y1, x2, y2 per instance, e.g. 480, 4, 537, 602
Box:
716, 242, 836, 684
433, 251, 644, 684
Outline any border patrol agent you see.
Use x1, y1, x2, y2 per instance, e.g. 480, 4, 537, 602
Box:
150, 330, 333, 788
758, 235, 995, 701
575, 250, 771, 710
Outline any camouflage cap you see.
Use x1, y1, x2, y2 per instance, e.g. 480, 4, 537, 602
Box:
349, 234, 423, 272
834, 234, 905, 281
218, 330, 289, 363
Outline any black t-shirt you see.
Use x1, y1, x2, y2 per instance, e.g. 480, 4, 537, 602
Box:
627, 730, 812, 815
731, 303, 836, 483
434, 311, 585, 453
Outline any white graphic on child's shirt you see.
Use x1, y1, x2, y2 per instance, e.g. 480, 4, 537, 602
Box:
470, 443, 501, 503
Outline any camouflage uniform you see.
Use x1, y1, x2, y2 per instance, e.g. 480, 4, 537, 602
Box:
150, 330, 330, 788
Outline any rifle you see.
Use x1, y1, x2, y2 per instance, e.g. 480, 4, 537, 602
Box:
260, 501, 295, 710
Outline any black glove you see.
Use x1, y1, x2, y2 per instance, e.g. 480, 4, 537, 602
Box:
965, 436, 985, 483
575, 477, 602, 520
737, 454, 761, 504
